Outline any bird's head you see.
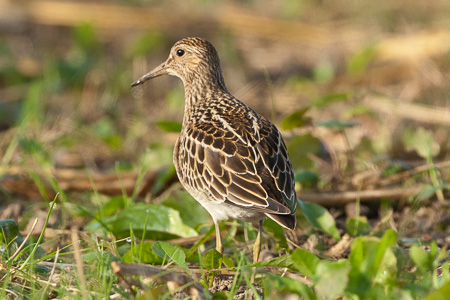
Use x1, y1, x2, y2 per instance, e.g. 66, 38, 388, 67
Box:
132, 37, 225, 88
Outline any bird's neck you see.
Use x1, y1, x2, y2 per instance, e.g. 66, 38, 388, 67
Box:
182, 76, 229, 125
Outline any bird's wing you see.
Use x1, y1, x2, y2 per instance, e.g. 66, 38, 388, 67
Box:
180, 115, 297, 223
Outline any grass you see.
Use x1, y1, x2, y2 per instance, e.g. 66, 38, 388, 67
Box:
1, 0, 450, 298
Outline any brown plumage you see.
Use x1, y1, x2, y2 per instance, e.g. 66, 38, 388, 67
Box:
132, 37, 297, 262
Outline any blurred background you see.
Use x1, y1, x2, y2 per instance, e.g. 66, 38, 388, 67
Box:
0, 0, 449, 239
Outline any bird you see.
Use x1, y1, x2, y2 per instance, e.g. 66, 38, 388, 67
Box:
132, 37, 297, 263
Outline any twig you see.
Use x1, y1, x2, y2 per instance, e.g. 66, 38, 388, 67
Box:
300, 186, 422, 206
37, 261, 74, 270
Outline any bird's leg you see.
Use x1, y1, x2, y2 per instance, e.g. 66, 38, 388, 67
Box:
253, 219, 264, 263
214, 220, 223, 254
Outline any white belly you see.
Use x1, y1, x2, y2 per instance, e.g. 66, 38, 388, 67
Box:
193, 191, 265, 222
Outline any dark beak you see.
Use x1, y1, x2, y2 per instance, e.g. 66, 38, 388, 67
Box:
131, 61, 169, 87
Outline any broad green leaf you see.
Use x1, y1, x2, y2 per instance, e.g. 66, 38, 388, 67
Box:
315, 260, 350, 300
152, 241, 189, 273
164, 190, 211, 228
263, 218, 288, 250
347, 230, 397, 294
123, 242, 164, 264
222, 256, 235, 268
373, 230, 397, 271
310, 92, 349, 108
316, 119, 359, 130
299, 200, 341, 241
347, 237, 375, 294
201, 249, 222, 270
155, 120, 182, 133
287, 134, 321, 169
110, 203, 198, 239
265, 274, 318, 299
291, 248, 320, 278
94, 196, 127, 219
280, 107, 311, 130
252, 254, 294, 269
346, 216, 372, 237
410, 245, 434, 271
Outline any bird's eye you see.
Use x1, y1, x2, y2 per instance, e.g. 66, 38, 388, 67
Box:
176, 49, 185, 57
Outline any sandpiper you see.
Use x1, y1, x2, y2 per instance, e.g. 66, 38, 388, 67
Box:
132, 37, 297, 262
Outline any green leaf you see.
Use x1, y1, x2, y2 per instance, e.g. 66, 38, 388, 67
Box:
346, 216, 372, 237
287, 134, 321, 169
410, 245, 434, 271
295, 170, 319, 188
299, 200, 341, 241
263, 218, 288, 250
265, 274, 318, 299
164, 190, 211, 228
222, 256, 235, 268
316, 119, 359, 130
94, 196, 127, 218
123, 242, 164, 264
347, 230, 398, 294
315, 260, 351, 300
110, 203, 198, 239
280, 107, 311, 130
201, 249, 222, 270
155, 120, 182, 133
152, 241, 189, 273
310, 93, 349, 108
291, 248, 320, 278
252, 254, 295, 269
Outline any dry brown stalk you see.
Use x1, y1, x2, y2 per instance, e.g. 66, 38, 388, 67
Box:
300, 186, 422, 206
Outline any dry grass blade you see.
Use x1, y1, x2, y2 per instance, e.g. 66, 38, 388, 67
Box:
70, 227, 88, 300
365, 160, 450, 187
7, 218, 38, 263
41, 247, 59, 297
